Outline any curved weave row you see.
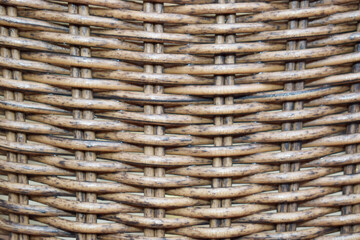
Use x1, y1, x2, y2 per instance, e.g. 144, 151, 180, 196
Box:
0, 0, 360, 239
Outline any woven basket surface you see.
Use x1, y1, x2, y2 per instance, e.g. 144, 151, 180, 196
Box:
0, 0, 360, 239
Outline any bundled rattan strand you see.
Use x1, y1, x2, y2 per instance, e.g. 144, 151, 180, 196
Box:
141, 1, 166, 238
341, 4, 360, 234
67, 3, 97, 240
1, 4, 29, 240
208, 0, 236, 238
275, 0, 308, 233
153, 3, 167, 238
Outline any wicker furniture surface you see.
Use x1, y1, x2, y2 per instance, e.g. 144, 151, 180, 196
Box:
0, 0, 360, 239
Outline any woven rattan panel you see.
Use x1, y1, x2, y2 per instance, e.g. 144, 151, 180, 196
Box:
0, 0, 360, 239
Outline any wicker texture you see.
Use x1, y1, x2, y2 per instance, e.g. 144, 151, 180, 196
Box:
0, 0, 360, 239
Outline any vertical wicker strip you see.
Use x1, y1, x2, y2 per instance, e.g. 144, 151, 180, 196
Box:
68, 3, 97, 240
277, 0, 307, 233
342, 4, 360, 234
142, 1, 165, 238
1, 4, 29, 240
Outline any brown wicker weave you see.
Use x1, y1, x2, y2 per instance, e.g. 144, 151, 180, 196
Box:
0, 0, 360, 239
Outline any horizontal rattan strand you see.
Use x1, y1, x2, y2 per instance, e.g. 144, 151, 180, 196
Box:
166, 22, 284, 35
32, 197, 140, 214
100, 172, 210, 188
0, 199, 70, 216
167, 102, 280, 115
307, 92, 360, 106
105, 213, 204, 228
0, 179, 72, 196
302, 193, 360, 207
23, 73, 143, 91
235, 106, 345, 122
0, 219, 71, 236
301, 214, 360, 227
0, 56, 68, 74
164, 2, 286, 14
241, 227, 334, 240
58, 0, 141, 9
95, 91, 210, 106
18, 10, 141, 30
238, 24, 356, 42
97, 131, 211, 146
27, 135, 142, 152
96, 70, 212, 85
303, 153, 360, 167
167, 204, 273, 219
0, 118, 69, 135
237, 66, 348, 83
234, 187, 339, 204
0, 0, 66, 10
166, 122, 280, 136
236, 147, 342, 164
92, 50, 212, 65
309, 32, 360, 47
0, 16, 67, 32
100, 111, 212, 126
0, 100, 69, 114
0, 159, 72, 175
307, 72, 360, 86
99, 234, 193, 240
236, 46, 352, 63
236, 86, 347, 103
235, 167, 340, 184
100, 193, 207, 208
89, 9, 214, 24
22, 52, 142, 71
20, 31, 143, 51
238, 5, 354, 22
166, 42, 284, 54
34, 217, 141, 234
168, 224, 273, 239
305, 111, 360, 126
26, 94, 142, 111
302, 173, 360, 187
99, 152, 211, 167
311, 0, 358, 7
28, 115, 143, 131
310, 9, 360, 27
234, 126, 344, 143
92, 29, 212, 44
235, 207, 336, 224
31, 176, 141, 193
32, 155, 141, 172
316, 233, 360, 240
0, 77, 70, 94
0, 137, 71, 155
0, 36, 68, 53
